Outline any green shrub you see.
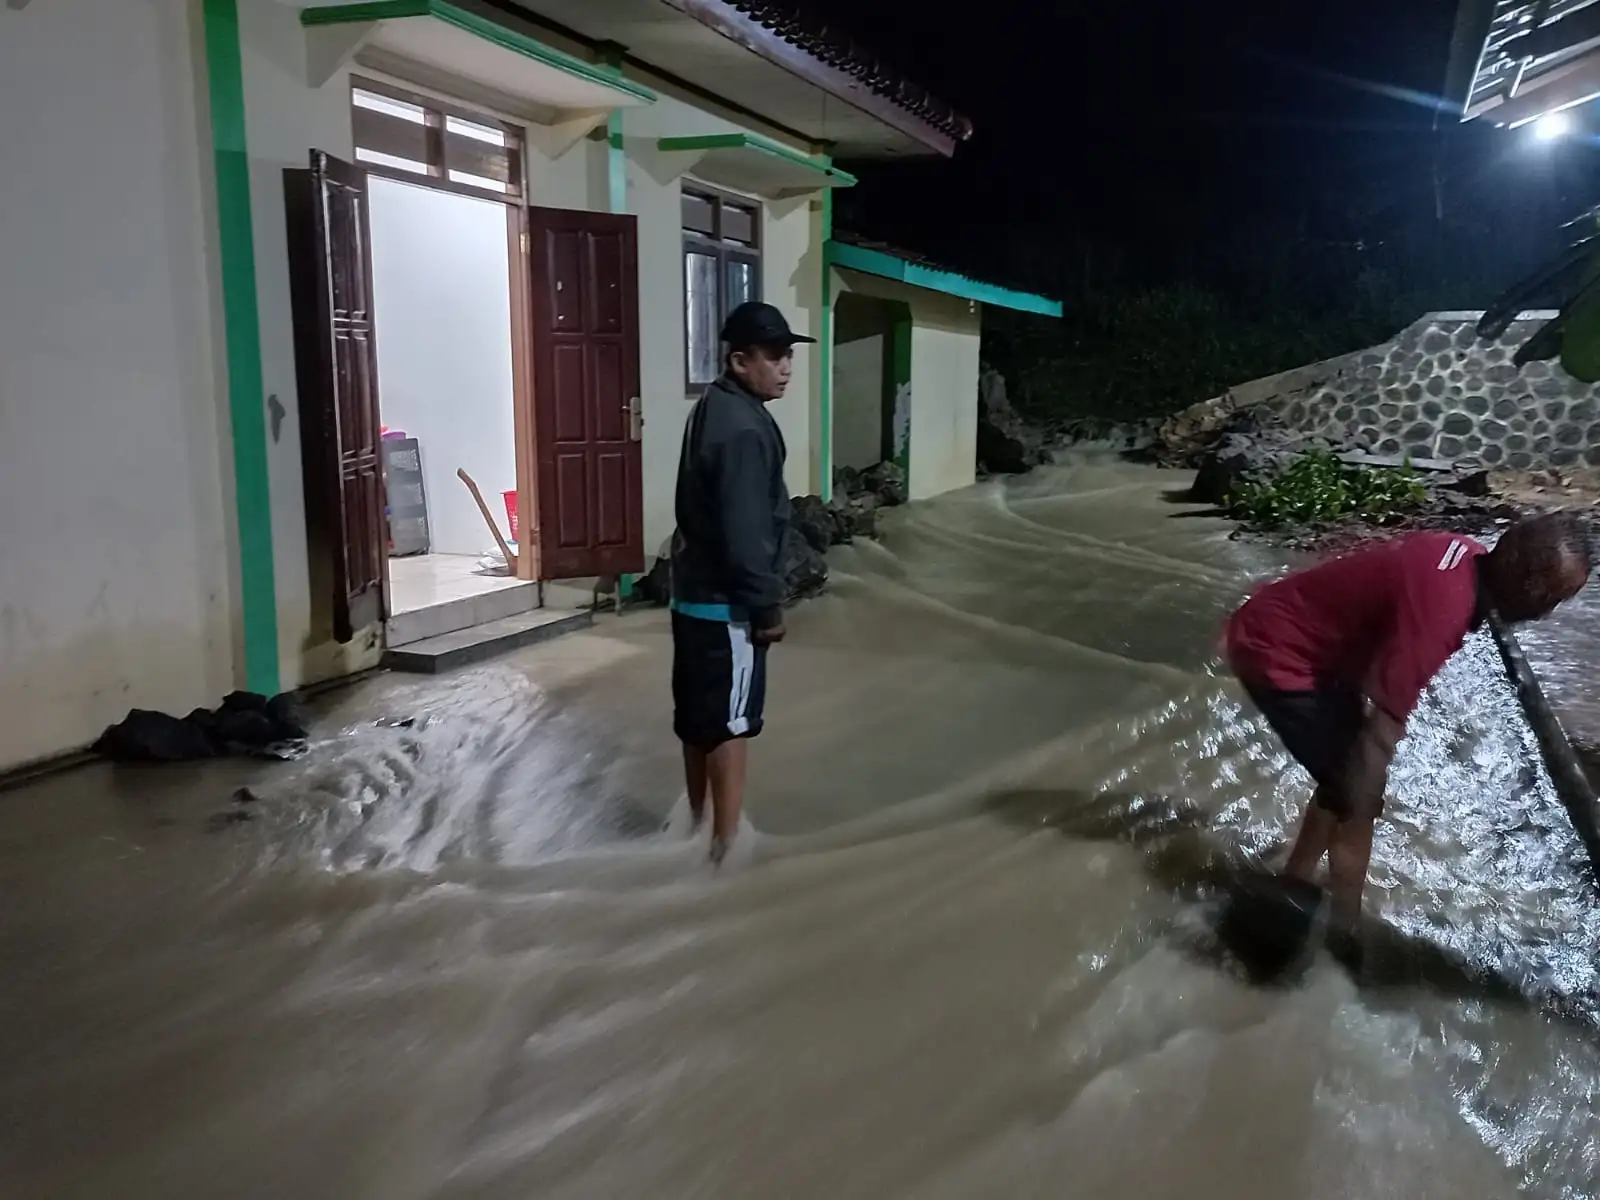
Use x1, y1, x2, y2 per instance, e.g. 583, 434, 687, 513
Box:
1227, 451, 1427, 530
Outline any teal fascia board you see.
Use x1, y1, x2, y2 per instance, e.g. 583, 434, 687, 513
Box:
825, 240, 1062, 317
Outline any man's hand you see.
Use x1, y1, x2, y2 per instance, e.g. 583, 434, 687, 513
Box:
753, 620, 786, 646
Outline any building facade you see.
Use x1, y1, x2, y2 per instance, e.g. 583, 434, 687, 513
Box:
0, 0, 1057, 772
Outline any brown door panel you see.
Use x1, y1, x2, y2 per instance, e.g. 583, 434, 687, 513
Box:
526, 207, 644, 580
284, 150, 386, 642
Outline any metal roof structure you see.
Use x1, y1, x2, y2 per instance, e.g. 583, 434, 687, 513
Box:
485, 0, 973, 156
1449, 0, 1600, 125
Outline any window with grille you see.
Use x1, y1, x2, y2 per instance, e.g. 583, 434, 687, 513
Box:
351, 80, 523, 202
683, 185, 761, 390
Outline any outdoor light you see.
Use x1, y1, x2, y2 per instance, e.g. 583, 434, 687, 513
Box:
1533, 111, 1574, 142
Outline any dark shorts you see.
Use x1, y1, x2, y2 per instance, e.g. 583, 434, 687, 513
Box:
1240, 677, 1366, 818
672, 611, 769, 750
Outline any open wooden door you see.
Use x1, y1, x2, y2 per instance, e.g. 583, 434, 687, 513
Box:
284, 150, 386, 642
526, 207, 645, 580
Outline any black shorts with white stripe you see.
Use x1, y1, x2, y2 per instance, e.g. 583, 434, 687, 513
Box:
671, 610, 769, 750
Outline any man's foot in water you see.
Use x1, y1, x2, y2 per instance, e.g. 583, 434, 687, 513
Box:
1326, 925, 1365, 975
709, 832, 731, 866
661, 800, 706, 837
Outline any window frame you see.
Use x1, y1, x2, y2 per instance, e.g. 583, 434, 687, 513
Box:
349, 76, 525, 206
682, 182, 763, 393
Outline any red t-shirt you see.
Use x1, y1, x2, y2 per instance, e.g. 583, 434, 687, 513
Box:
1225, 531, 1486, 722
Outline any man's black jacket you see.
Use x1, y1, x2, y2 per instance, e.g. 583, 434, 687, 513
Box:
670, 374, 790, 629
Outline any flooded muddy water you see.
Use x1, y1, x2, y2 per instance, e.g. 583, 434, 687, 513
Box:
1520, 581, 1600, 769
4, 455, 1599, 1198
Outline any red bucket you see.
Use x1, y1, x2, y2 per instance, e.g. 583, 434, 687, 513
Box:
502, 490, 519, 542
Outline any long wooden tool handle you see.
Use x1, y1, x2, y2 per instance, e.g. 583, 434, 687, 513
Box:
457, 467, 517, 573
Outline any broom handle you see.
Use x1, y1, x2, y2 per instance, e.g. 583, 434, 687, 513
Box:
456, 468, 518, 573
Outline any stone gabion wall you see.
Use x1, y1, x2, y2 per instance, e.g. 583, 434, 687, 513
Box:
1267, 313, 1600, 471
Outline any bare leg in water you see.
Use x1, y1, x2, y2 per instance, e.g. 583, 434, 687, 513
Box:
1326, 817, 1375, 934
706, 739, 747, 863
1281, 787, 1373, 967
1282, 789, 1338, 882
681, 739, 747, 863
683, 744, 708, 830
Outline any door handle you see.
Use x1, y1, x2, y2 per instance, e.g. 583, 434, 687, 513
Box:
625, 396, 643, 442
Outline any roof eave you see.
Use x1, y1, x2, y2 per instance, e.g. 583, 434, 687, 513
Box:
658, 0, 968, 157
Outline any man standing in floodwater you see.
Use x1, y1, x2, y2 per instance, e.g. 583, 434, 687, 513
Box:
669, 302, 811, 863
1225, 513, 1592, 959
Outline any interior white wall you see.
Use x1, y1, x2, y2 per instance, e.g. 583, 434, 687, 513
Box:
0, 0, 235, 769
833, 332, 886, 471
368, 177, 518, 559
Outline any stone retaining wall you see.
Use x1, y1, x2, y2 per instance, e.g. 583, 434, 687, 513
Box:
1258, 312, 1600, 470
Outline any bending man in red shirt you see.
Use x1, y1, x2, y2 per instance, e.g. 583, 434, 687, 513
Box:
1225, 514, 1591, 947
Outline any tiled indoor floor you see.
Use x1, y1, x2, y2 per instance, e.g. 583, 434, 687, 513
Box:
388, 553, 524, 616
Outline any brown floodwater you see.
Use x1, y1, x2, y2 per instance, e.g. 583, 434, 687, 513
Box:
3, 455, 1598, 1199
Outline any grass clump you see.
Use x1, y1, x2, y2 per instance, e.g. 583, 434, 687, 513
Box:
1229, 450, 1427, 531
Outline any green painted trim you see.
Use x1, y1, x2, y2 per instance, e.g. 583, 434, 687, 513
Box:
203, 0, 280, 696
825, 240, 1062, 317
656, 133, 856, 188
607, 111, 627, 213
302, 0, 657, 104
819, 185, 834, 502
889, 309, 913, 480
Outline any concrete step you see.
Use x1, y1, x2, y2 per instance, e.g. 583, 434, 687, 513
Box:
383, 608, 593, 674
386, 581, 540, 647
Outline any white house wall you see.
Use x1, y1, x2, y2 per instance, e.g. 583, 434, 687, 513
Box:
907, 299, 982, 500
619, 85, 823, 551
239, 0, 825, 683
759, 196, 821, 498
0, 0, 941, 768
239, 0, 369, 687
833, 269, 981, 501
0, 0, 235, 769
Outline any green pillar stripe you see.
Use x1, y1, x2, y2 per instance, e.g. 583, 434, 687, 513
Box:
890, 308, 912, 480
819, 185, 834, 502
599, 47, 633, 595
606, 99, 630, 596
607, 111, 626, 214
202, 0, 280, 695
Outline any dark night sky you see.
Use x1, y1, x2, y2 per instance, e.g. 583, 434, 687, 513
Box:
814, 0, 1530, 283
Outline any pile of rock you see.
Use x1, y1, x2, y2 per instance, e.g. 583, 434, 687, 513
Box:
827, 460, 907, 542
976, 367, 1163, 474
977, 368, 1049, 475
1187, 407, 1323, 507
1152, 393, 1243, 468
1049, 415, 1161, 455
633, 460, 911, 609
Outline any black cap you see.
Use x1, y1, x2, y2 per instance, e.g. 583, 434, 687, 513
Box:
720, 301, 816, 349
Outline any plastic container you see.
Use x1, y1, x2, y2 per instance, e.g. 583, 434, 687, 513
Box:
503, 490, 519, 542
